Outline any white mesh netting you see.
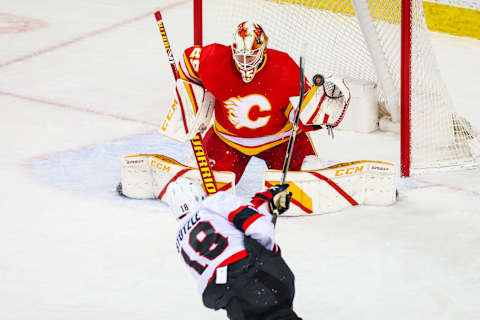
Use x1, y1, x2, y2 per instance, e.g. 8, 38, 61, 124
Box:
200, 0, 479, 173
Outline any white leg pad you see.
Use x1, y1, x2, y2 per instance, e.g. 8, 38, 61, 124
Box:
120, 154, 236, 199
121, 155, 155, 199
263, 160, 398, 216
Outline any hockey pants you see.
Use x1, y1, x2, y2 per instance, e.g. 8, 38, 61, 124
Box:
202, 236, 302, 320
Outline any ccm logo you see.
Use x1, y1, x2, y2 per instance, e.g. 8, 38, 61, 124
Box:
150, 159, 171, 172
335, 166, 364, 176
161, 99, 177, 131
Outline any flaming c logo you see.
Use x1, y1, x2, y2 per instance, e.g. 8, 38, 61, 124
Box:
224, 94, 271, 129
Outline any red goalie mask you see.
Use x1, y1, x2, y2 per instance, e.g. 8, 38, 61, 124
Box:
232, 21, 268, 83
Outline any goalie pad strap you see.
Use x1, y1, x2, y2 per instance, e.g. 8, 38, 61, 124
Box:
308, 171, 359, 206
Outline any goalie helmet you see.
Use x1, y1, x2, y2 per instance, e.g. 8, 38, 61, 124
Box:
162, 177, 206, 219
232, 21, 268, 83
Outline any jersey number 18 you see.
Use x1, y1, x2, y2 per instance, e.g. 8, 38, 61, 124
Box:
181, 221, 228, 274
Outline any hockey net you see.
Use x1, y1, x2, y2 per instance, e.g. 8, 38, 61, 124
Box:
195, 0, 479, 176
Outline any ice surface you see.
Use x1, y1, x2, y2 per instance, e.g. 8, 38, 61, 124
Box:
1, 1, 479, 319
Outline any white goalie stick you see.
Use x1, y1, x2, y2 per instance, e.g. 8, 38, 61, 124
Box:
154, 11, 218, 195
272, 54, 325, 224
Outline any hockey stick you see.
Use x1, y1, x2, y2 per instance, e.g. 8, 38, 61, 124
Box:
154, 10, 218, 195
272, 56, 324, 224
271, 55, 306, 224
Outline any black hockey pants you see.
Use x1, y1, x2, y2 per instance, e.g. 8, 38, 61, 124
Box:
202, 236, 302, 320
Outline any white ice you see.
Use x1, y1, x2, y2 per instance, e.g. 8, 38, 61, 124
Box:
1, 1, 479, 319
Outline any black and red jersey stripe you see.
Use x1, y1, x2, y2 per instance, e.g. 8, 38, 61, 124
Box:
228, 205, 263, 232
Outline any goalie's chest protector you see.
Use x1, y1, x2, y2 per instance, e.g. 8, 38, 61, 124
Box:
199, 44, 301, 140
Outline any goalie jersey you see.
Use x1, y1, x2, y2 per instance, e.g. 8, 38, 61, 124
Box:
178, 43, 310, 155
175, 191, 276, 294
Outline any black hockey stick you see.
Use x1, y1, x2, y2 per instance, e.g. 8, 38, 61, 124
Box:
271, 55, 305, 225
272, 56, 324, 225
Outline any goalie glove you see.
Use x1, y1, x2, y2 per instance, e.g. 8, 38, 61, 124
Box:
251, 184, 292, 216
290, 75, 351, 130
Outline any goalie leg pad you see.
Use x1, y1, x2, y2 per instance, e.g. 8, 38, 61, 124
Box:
120, 155, 155, 199
263, 159, 398, 215
120, 154, 236, 200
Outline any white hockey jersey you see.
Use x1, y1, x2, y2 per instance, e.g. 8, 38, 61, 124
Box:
175, 191, 276, 294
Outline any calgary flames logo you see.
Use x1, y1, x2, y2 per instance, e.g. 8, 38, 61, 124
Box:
238, 22, 249, 39
224, 94, 271, 129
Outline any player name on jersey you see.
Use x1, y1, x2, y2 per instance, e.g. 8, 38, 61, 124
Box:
175, 212, 201, 253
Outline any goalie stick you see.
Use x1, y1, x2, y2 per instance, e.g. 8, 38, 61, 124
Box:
154, 10, 218, 195
272, 55, 325, 224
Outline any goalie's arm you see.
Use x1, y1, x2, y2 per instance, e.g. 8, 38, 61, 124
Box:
178, 46, 204, 85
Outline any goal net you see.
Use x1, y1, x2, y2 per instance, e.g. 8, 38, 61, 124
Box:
194, 0, 479, 176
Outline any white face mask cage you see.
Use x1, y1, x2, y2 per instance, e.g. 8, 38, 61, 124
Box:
232, 45, 265, 73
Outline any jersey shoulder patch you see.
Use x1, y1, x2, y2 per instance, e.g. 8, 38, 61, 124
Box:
180, 44, 231, 84
179, 45, 203, 83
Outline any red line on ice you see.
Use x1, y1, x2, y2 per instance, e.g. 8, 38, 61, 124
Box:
0, 1, 189, 68
0, 90, 160, 127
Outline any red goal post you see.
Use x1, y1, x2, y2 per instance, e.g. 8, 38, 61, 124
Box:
193, 0, 480, 177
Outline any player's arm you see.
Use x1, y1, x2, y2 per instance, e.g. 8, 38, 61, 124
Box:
225, 204, 275, 250
220, 185, 291, 251
178, 46, 204, 85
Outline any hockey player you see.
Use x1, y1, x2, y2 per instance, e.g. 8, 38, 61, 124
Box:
163, 177, 302, 320
117, 21, 397, 217
170, 21, 318, 184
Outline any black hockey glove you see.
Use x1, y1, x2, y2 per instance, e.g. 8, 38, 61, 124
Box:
251, 184, 292, 216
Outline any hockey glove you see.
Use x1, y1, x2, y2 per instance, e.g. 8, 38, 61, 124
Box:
251, 184, 292, 216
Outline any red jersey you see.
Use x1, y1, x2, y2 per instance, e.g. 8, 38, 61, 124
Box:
178, 44, 310, 155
